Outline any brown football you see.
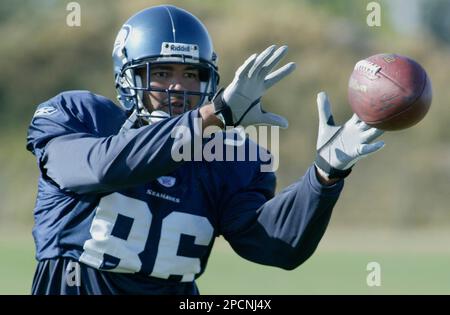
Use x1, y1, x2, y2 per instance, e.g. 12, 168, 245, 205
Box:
348, 54, 432, 131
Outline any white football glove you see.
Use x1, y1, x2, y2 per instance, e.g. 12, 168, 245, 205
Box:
213, 45, 296, 128
315, 92, 385, 179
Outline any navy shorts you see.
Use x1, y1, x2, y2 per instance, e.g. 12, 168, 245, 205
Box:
31, 258, 199, 295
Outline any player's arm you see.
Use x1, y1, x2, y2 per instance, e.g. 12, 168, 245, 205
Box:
27, 91, 222, 194
220, 93, 385, 269
199, 104, 224, 128
220, 165, 343, 270
38, 110, 206, 194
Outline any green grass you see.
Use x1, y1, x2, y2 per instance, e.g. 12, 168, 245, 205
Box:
0, 231, 35, 295
2, 228, 450, 295
198, 240, 450, 294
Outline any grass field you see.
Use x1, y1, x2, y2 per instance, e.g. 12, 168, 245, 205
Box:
1, 226, 450, 295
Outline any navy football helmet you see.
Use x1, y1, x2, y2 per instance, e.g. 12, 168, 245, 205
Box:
112, 5, 219, 122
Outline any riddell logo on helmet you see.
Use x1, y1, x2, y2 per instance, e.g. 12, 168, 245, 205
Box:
161, 42, 199, 59
170, 44, 191, 52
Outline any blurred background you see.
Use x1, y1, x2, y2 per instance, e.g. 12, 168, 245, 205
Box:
1, 0, 450, 294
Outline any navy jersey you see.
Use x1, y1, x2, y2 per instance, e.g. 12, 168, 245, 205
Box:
26, 91, 344, 294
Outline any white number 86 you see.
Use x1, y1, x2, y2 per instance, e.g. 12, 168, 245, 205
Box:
80, 193, 214, 282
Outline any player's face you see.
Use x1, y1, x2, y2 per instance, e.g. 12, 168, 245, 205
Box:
138, 64, 201, 116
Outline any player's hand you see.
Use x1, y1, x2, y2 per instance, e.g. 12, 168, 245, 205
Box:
314, 92, 385, 179
213, 45, 296, 128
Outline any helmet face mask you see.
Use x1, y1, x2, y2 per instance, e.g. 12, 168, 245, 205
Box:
120, 60, 217, 117
112, 5, 220, 122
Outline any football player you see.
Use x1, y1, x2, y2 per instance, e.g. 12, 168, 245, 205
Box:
27, 5, 384, 294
